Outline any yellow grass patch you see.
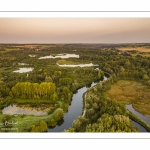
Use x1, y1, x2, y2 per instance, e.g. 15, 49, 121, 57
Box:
106, 80, 150, 117
117, 46, 150, 52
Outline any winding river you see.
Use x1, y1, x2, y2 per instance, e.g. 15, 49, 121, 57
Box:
48, 76, 107, 132
48, 74, 148, 132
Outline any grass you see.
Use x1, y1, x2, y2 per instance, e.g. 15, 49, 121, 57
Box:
117, 46, 150, 52
0, 98, 66, 132
140, 54, 150, 57
0, 48, 22, 53
0, 102, 65, 132
106, 80, 150, 118
131, 52, 150, 57
57, 59, 91, 65
41, 45, 56, 48
0, 111, 55, 132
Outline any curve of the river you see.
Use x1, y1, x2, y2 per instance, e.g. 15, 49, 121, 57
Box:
48, 76, 107, 132
48, 74, 148, 132
126, 104, 150, 132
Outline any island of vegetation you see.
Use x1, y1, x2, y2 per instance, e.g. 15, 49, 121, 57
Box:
0, 43, 150, 132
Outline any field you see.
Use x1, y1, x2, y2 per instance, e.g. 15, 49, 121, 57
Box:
117, 45, 150, 52
57, 59, 90, 65
106, 80, 150, 118
0, 111, 55, 132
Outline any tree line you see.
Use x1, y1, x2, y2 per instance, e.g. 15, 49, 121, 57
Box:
11, 82, 57, 100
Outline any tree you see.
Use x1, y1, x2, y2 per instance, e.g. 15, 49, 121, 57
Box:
45, 76, 53, 82
143, 74, 149, 80
97, 71, 101, 79
124, 60, 131, 68
30, 121, 48, 132
11, 82, 56, 100
72, 119, 82, 131
48, 119, 57, 127
39, 121, 48, 132
54, 108, 64, 121
98, 82, 103, 90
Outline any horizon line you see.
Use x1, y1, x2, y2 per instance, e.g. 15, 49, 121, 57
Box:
0, 43, 150, 45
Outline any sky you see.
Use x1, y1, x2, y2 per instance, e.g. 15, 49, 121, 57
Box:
0, 18, 150, 43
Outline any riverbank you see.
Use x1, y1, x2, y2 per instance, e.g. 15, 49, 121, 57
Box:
106, 79, 150, 132
128, 110, 150, 132
80, 75, 149, 132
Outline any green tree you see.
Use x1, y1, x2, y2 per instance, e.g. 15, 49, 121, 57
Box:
39, 121, 48, 132
54, 108, 64, 121
143, 74, 149, 80
45, 76, 53, 82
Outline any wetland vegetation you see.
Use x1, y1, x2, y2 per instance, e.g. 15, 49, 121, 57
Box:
0, 43, 150, 132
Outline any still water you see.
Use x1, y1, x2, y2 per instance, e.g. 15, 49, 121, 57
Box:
48, 76, 107, 132
57, 62, 99, 67
126, 104, 150, 125
2, 104, 47, 116
13, 67, 34, 73
39, 54, 79, 59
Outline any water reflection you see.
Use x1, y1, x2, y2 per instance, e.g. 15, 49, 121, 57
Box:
2, 104, 47, 116
39, 54, 79, 59
13, 68, 34, 73
57, 62, 99, 67
48, 76, 107, 132
57, 118, 64, 126
126, 104, 150, 124
131, 120, 147, 132
86, 83, 92, 88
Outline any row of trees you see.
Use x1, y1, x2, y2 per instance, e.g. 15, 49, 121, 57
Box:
86, 114, 138, 132
11, 82, 57, 100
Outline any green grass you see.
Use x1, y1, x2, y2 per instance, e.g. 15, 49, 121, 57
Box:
0, 98, 67, 132
41, 45, 56, 48
0, 112, 55, 132
0, 48, 22, 53
106, 80, 150, 118
57, 59, 91, 65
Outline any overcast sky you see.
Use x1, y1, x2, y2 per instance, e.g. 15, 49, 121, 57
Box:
0, 18, 150, 43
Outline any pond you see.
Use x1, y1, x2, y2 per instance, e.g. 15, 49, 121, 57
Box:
2, 104, 47, 116
39, 54, 79, 59
13, 68, 34, 73
29, 54, 36, 57
57, 62, 99, 67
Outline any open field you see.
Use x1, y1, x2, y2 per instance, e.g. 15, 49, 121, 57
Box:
0, 48, 21, 53
117, 45, 150, 52
131, 53, 150, 57
106, 80, 150, 118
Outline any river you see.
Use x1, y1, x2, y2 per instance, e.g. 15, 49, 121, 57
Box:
48, 76, 149, 132
126, 104, 150, 132
48, 76, 107, 132
48, 75, 149, 132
